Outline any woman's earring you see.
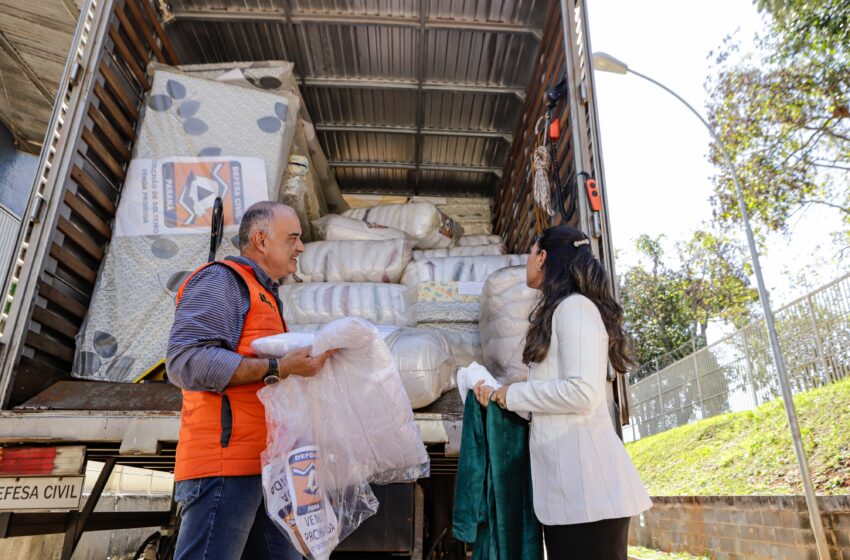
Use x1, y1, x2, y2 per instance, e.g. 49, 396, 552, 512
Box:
536, 263, 543, 272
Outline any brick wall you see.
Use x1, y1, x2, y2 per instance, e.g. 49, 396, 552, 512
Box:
629, 495, 850, 560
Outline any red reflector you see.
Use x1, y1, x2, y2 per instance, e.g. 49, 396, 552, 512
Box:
0, 447, 59, 475
548, 119, 560, 140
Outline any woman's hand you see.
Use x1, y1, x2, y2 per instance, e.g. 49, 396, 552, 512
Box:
472, 380, 495, 407
492, 385, 509, 410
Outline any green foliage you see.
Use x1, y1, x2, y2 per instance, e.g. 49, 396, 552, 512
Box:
707, 1, 850, 237
620, 231, 758, 378
626, 376, 850, 496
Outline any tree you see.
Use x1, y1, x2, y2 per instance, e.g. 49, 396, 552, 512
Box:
620, 231, 758, 381
706, 1, 850, 240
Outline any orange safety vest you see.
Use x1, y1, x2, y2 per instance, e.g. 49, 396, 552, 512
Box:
173, 259, 287, 481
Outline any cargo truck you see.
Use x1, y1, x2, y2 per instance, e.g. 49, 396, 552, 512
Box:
0, 0, 625, 558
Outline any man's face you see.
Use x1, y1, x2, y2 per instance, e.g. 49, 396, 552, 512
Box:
266, 208, 304, 279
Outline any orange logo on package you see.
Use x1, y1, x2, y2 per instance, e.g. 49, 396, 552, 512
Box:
162, 160, 247, 228
288, 449, 322, 515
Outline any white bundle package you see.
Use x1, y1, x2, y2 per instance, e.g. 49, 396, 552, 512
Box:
343, 202, 463, 249
312, 214, 412, 243
458, 234, 503, 247
258, 318, 429, 560
384, 328, 455, 408
285, 239, 412, 284
401, 255, 528, 287
276, 324, 454, 408
418, 322, 482, 368
280, 283, 413, 326
412, 243, 506, 260
479, 266, 540, 384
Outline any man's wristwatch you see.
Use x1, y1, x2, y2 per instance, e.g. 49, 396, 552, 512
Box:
263, 358, 281, 385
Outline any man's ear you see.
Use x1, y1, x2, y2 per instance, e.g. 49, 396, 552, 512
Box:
251, 229, 266, 254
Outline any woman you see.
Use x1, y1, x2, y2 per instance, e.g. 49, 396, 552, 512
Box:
473, 225, 652, 559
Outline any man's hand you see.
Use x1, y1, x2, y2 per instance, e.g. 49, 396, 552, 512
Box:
279, 346, 337, 378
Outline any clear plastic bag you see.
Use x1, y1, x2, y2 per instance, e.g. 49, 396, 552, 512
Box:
258, 318, 430, 559
280, 283, 415, 326
312, 214, 412, 243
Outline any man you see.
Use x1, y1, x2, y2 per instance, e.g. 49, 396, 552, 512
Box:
166, 201, 334, 560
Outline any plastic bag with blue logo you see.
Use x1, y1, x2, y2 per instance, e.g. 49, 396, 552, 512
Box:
257, 317, 430, 559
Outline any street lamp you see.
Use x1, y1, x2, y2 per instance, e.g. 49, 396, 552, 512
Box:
591, 52, 831, 559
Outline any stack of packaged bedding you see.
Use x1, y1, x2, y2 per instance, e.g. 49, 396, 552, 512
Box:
283, 201, 467, 407
479, 266, 540, 384
73, 63, 301, 382
413, 196, 494, 235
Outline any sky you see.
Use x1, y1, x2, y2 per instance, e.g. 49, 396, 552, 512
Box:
585, 0, 848, 311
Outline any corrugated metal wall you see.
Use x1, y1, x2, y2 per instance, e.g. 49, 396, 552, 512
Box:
0, 206, 21, 294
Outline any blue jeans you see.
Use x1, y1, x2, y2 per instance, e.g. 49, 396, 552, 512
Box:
173, 476, 303, 560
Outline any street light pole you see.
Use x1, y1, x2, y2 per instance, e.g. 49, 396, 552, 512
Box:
592, 52, 831, 560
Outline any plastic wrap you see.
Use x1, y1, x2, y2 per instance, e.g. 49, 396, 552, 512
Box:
343, 203, 463, 249
479, 266, 540, 384
412, 244, 506, 260
401, 255, 528, 287
258, 318, 429, 559
458, 234, 504, 247
284, 239, 412, 284
384, 327, 456, 408
418, 322, 482, 368
271, 324, 454, 408
411, 281, 483, 323
280, 283, 413, 326
73, 65, 299, 382
312, 214, 412, 243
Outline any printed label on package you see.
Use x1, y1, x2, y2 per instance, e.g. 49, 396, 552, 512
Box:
114, 156, 267, 237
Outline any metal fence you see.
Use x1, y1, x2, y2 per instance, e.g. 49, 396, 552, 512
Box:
626, 272, 850, 442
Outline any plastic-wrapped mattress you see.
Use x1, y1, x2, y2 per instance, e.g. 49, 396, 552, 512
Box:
401, 255, 528, 287
458, 234, 504, 247
280, 283, 413, 326
411, 281, 484, 324
284, 239, 412, 284
73, 65, 299, 382
312, 214, 412, 243
479, 266, 540, 384
412, 244, 506, 260
343, 203, 463, 249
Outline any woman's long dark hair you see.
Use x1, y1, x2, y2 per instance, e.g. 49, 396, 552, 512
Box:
522, 225, 635, 374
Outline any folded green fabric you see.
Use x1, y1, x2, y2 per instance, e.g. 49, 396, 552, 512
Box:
453, 390, 543, 559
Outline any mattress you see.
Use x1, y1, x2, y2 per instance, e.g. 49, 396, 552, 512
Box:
73, 65, 299, 382
280, 283, 414, 326
412, 244, 506, 260
284, 239, 412, 284
344, 203, 463, 249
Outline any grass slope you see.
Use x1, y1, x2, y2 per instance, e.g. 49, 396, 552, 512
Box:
626, 377, 850, 496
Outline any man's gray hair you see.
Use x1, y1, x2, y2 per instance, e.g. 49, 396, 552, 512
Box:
238, 201, 292, 252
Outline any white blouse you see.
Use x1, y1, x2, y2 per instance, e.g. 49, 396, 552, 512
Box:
505, 294, 652, 526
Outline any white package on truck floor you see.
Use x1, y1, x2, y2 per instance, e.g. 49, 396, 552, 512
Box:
73, 66, 299, 383
285, 239, 412, 284
259, 318, 429, 560
479, 266, 540, 384
280, 283, 413, 326
343, 202, 463, 249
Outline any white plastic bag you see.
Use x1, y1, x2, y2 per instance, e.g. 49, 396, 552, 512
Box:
259, 318, 430, 560
280, 283, 414, 326
479, 266, 540, 383
312, 214, 412, 243
255, 326, 455, 409
384, 328, 456, 408
458, 234, 503, 247
285, 239, 412, 284
412, 244, 506, 260
343, 202, 463, 249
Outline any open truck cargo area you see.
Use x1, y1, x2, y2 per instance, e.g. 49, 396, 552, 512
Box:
0, 0, 621, 557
